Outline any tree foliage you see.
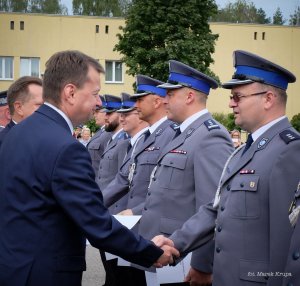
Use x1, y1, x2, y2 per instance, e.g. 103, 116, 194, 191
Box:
273, 7, 285, 25
211, 0, 270, 24
289, 6, 300, 26
114, 0, 219, 84
291, 113, 300, 132
212, 112, 240, 132
0, 0, 67, 14
72, 0, 131, 16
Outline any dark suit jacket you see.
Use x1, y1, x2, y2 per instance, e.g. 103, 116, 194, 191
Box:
0, 104, 162, 286
0, 120, 15, 148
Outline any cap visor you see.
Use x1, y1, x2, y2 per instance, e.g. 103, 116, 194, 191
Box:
117, 107, 136, 113
131, 92, 150, 98
222, 79, 254, 89
103, 108, 117, 113
157, 83, 183, 89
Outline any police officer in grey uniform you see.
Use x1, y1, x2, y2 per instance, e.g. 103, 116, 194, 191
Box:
107, 92, 149, 215
153, 50, 300, 286
137, 61, 234, 286
0, 91, 10, 131
102, 75, 177, 286
87, 95, 111, 176
103, 75, 177, 215
96, 94, 129, 191
282, 180, 300, 286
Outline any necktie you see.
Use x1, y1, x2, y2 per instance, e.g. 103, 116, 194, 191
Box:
242, 134, 253, 155
173, 128, 181, 140
127, 142, 132, 154
143, 130, 151, 142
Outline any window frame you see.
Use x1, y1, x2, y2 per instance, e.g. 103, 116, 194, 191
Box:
0, 56, 14, 80
20, 57, 40, 77
105, 60, 123, 84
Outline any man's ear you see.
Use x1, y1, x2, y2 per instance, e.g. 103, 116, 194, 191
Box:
14, 101, 23, 117
186, 90, 195, 104
264, 90, 275, 110
63, 83, 76, 104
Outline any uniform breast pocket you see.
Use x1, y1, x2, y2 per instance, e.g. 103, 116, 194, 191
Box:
158, 154, 187, 189
227, 175, 260, 219
136, 153, 160, 182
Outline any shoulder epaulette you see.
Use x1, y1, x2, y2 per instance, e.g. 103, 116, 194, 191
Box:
279, 130, 300, 144
204, 119, 220, 131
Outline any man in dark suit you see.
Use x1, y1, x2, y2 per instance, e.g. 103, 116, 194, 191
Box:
0, 76, 43, 148
154, 50, 300, 286
0, 50, 178, 286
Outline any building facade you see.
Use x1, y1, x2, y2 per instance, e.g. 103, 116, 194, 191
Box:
0, 12, 299, 118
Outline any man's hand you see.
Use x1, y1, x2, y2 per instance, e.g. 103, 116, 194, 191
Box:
152, 234, 174, 247
117, 209, 133, 215
153, 244, 180, 268
184, 267, 212, 286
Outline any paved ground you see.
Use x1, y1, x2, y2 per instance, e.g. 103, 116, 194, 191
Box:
83, 245, 105, 286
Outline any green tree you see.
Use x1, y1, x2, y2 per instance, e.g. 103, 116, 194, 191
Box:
212, 112, 240, 131
289, 6, 300, 26
211, 0, 270, 24
273, 7, 285, 25
73, 0, 130, 16
291, 113, 300, 132
85, 118, 100, 134
114, 0, 219, 84
0, 0, 67, 14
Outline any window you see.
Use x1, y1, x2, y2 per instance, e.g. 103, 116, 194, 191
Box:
10, 21, 14, 30
20, 21, 24, 30
254, 32, 257, 40
262, 32, 265, 40
20, 57, 40, 77
105, 25, 109, 34
96, 25, 99, 33
0, 57, 13, 80
105, 61, 123, 83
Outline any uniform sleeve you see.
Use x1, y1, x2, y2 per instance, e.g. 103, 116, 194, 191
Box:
51, 142, 163, 267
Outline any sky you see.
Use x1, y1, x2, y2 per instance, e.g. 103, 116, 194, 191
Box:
62, 0, 299, 21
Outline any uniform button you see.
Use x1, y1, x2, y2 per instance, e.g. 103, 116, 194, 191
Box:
217, 226, 222, 232
287, 283, 294, 286
153, 178, 156, 181
144, 207, 147, 211
293, 251, 300, 260
130, 196, 133, 199
158, 164, 161, 167
133, 171, 137, 175
115, 204, 118, 208
240, 183, 244, 188
148, 192, 151, 196
220, 206, 225, 211
226, 185, 231, 191
216, 247, 221, 253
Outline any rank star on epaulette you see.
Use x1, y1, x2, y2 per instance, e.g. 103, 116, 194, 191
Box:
145, 146, 160, 151
169, 149, 187, 155
240, 169, 255, 174
204, 119, 220, 131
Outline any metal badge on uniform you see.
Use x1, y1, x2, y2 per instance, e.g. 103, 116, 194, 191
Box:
169, 149, 187, 155
155, 128, 163, 136
145, 146, 160, 151
148, 165, 158, 189
186, 128, 195, 138
240, 169, 255, 174
257, 138, 269, 149
250, 181, 256, 188
128, 163, 136, 185
280, 130, 300, 144
289, 204, 300, 227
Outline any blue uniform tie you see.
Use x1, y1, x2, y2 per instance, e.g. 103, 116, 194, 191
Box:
242, 134, 253, 155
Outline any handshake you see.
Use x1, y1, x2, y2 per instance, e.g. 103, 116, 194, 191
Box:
151, 235, 179, 267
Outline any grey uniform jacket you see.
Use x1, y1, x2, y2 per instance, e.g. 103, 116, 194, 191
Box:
96, 131, 129, 191
170, 118, 300, 286
282, 180, 300, 286
138, 113, 234, 273
102, 119, 176, 215
87, 128, 111, 176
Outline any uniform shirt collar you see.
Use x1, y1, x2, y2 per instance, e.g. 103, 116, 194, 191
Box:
44, 102, 74, 134
111, 128, 124, 140
148, 116, 167, 134
131, 127, 149, 146
252, 116, 286, 142
180, 109, 208, 132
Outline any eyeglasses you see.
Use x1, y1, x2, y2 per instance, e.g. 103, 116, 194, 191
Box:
230, 91, 268, 103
